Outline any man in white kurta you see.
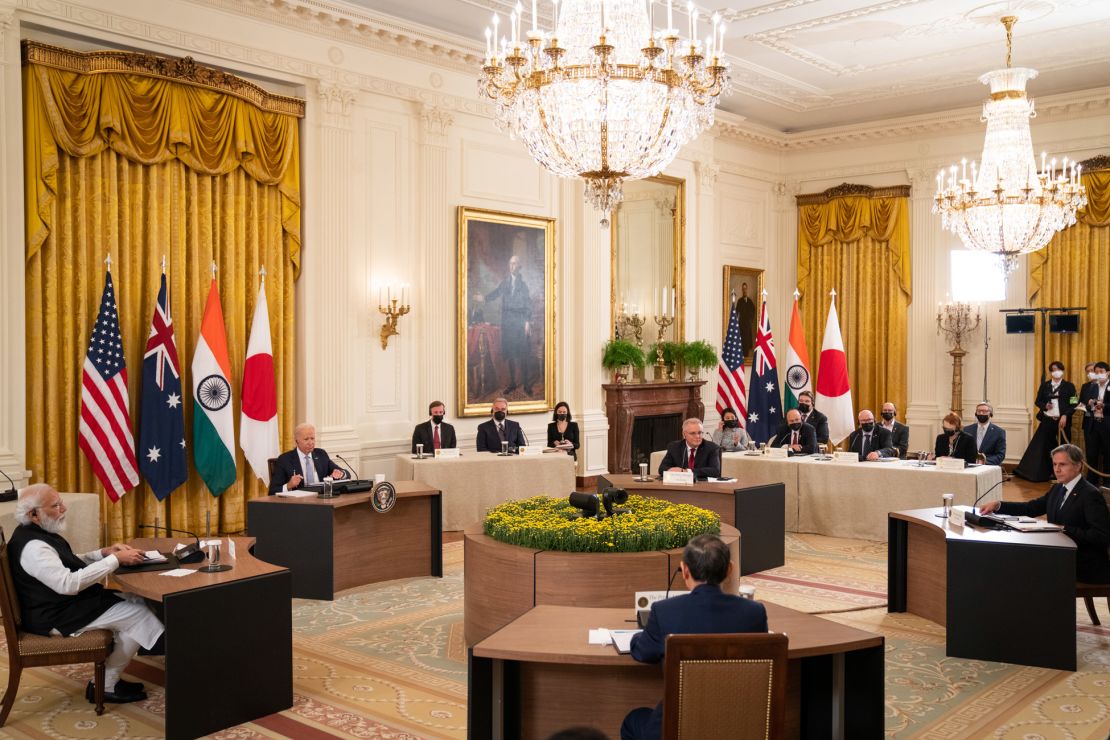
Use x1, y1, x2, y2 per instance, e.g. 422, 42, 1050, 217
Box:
8, 484, 164, 703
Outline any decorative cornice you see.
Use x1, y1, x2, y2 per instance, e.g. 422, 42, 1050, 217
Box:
22, 40, 305, 116
1080, 155, 1110, 173
796, 182, 911, 205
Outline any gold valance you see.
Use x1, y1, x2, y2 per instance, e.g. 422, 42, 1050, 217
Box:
22, 41, 303, 273
796, 184, 912, 300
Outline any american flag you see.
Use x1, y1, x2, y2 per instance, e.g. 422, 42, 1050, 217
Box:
716, 301, 748, 425
745, 298, 783, 444
78, 270, 139, 502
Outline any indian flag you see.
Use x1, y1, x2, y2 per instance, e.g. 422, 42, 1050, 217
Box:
192, 278, 237, 495
783, 294, 812, 412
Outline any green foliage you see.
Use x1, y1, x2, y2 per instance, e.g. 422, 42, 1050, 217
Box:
484, 495, 720, 552
602, 339, 647, 370
649, 340, 682, 365
681, 340, 718, 370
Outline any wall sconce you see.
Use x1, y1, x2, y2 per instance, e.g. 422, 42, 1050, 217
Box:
377, 284, 410, 349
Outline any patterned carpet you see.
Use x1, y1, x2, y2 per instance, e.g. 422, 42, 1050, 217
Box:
1, 535, 1109, 738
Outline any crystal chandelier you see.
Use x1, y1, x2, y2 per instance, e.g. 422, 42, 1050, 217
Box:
934, 16, 1087, 275
478, 0, 730, 226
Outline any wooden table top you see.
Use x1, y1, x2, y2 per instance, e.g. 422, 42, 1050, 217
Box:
603, 473, 740, 494
472, 602, 882, 665
112, 536, 287, 601
890, 508, 1076, 548
249, 480, 440, 509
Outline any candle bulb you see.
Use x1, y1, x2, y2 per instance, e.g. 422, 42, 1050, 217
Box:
667, 0, 673, 31
532, 0, 537, 31
516, 2, 523, 42
649, 0, 654, 35
718, 21, 726, 55
687, 1, 693, 39
553, 0, 559, 35
485, 27, 491, 60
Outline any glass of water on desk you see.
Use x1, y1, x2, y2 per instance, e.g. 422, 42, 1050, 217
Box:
639, 462, 648, 480
415, 443, 424, 459
916, 450, 927, 466
500, 440, 509, 455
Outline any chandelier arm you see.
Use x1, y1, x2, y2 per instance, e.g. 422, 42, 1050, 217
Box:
534, 96, 577, 172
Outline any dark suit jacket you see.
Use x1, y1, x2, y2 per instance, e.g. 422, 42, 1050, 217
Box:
658, 439, 721, 479
770, 423, 817, 455
997, 477, 1110, 583
963, 422, 1007, 465
846, 426, 895, 460
546, 421, 580, 460
883, 421, 910, 459
934, 431, 978, 465
1079, 381, 1109, 434
411, 421, 457, 454
800, 409, 829, 444
1035, 380, 1078, 427
628, 584, 769, 737
475, 418, 527, 452
268, 447, 346, 494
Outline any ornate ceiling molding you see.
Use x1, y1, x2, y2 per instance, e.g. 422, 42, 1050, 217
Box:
796, 182, 911, 205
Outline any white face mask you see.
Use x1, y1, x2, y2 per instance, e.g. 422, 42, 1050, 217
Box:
1098, 373, 1109, 384
1051, 370, 1064, 380
1090, 372, 1099, 382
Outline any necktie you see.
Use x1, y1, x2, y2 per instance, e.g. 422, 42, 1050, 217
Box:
497, 422, 506, 442
687, 447, 695, 470
791, 431, 798, 447
303, 453, 316, 484
977, 426, 986, 449
862, 433, 870, 458
1057, 485, 1070, 516
433, 425, 441, 450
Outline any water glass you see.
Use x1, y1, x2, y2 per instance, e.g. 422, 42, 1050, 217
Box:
739, 585, 756, 599
416, 443, 424, 459
501, 440, 509, 455
639, 462, 648, 480
942, 493, 954, 518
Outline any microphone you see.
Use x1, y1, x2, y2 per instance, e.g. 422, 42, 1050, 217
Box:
665, 566, 682, 599
0, 469, 17, 503
962, 479, 1007, 529
335, 454, 358, 480
138, 524, 206, 563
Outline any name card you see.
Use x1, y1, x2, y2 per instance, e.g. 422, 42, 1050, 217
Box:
662, 470, 695, 486
936, 456, 965, 471
517, 445, 543, 456
830, 451, 857, 462
765, 447, 789, 459
434, 447, 461, 458
950, 505, 972, 527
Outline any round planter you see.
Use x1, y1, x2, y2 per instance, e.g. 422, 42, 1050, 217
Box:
463, 521, 740, 645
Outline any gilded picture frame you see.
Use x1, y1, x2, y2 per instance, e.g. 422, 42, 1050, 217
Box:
457, 207, 556, 417
722, 265, 765, 363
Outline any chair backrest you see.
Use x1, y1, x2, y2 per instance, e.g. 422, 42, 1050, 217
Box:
267, 458, 278, 484
0, 528, 25, 649
662, 632, 788, 740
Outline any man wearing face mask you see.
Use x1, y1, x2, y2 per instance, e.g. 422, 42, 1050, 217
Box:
963, 402, 1006, 465
770, 408, 817, 455
878, 402, 910, 459
476, 397, 528, 453
795, 391, 829, 446
847, 410, 896, 461
1078, 361, 1110, 485
412, 400, 457, 454
930, 412, 978, 465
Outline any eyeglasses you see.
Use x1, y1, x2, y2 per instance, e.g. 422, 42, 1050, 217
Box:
685, 430, 704, 436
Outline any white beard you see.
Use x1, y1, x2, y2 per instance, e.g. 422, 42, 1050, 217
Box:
39, 515, 67, 535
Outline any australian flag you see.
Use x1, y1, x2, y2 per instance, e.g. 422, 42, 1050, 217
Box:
138, 274, 188, 500
745, 298, 783, 444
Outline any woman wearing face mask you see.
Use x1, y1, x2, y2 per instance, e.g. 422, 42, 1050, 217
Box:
1014, 361, 1079, 482
546, 401, 580, 460
711, 407, 752, 452
930, 412, 978, 465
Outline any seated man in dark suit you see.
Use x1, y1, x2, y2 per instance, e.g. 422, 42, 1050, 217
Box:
979, 444, 1110, 583
621, 534, 768, 740
796, 390, 829, 446
963, 402, 1007, 465
658, 418, 721, 479
847, 409, 896, 461
770, 408, 817, 455
879, 401, 910, 459
475, 397, 528, 453
411, 400, 457, 454
268, 422, 348, 494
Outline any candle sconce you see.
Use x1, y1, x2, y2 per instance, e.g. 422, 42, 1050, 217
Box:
377, 285, 410, 350
937, 301, 980, 413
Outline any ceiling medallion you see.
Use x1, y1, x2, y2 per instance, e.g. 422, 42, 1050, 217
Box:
477, 0, 730, 226
933, 16, 1087, 276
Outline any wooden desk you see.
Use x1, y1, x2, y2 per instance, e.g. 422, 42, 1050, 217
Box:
248, 482, 443, 600
469, 603, 884, 739
600, 473, 785, 574
888, 508, 1076, 670
114, 537, 292, 740
394, 452, 575, 530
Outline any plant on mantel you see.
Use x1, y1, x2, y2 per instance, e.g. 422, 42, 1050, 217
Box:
680, 340, 719, 381
602, 339, 646, 384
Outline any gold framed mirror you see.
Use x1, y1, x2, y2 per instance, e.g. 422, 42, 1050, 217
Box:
609, 175, 685, 347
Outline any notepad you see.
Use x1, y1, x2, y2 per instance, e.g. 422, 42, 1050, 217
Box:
159, 568, 196, 577
609, 629, 641, 655
141, 550, 168, 563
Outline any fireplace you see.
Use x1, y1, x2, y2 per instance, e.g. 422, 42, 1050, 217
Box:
603, 380, 706, 474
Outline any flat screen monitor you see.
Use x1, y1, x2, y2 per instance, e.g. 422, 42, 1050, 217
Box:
1005, 314, 1035, 334
1049, 314, 1080, 334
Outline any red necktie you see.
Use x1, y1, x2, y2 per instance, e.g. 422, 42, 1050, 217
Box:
433, 425, 441, 450
687, 448, 695, 470
792, 431, 798, 446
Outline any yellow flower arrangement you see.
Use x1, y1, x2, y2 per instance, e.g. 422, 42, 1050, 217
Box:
483, 495, 720, 552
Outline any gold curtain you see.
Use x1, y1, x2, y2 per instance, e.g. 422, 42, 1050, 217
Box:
22, 43, 304, 542
1027, 161, 1110, 388
796, 185, 912, 426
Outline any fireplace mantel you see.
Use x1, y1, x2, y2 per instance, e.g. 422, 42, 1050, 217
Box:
603, 381, 707, 473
